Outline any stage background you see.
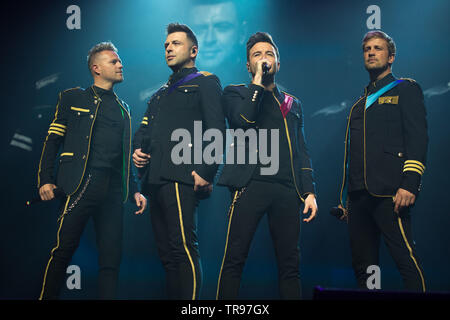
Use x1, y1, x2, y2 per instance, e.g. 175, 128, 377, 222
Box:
0, 0, 449, 299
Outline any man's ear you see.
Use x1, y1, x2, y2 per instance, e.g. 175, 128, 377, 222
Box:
388, 54, 395, 65
246, 61, 251, 73
91, 64, 100, 76
191, 45, 198, 59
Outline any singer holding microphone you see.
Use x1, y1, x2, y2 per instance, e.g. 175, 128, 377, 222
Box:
36, 42, 146, 299
216, 32, 318, 299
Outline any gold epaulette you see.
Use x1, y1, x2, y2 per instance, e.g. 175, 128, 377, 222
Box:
63, 86, 81, 93
400, 78, 416, 83
199, 71, 213, 77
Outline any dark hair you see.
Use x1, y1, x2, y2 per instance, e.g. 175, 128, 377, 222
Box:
362, 30, 396, 56
167, 23, 198, 48
246, 32, 280, 61
87, 41, 118, 73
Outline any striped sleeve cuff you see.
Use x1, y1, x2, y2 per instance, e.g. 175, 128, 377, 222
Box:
48, 122, 67, 136
403, 160, 425, 176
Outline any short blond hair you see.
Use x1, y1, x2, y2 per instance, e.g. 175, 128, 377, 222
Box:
87, 41, 118, 73
362, 31, 396, 56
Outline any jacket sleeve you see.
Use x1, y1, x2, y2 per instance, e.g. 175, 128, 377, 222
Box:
223, 84, 265, 129
127, 165, 140, 199
37, 92, 68, 188
193, 74, 226, 183
399, 81, 428, 195
296, 100, 316, 197
127, 106, 140, 200
132, 101, 152, 152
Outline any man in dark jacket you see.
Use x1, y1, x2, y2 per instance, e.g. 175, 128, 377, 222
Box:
337, 31, 427, 292
216, 32, 318, 300
37, 42, 146, 299
132, 23, 225, 300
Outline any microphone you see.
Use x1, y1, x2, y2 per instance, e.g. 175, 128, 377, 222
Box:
26, 187, 65, 206
262, 62, 270, 75
330, 206, 346, 220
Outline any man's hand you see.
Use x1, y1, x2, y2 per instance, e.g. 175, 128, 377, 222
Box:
134, 192, 147, 215
252, 58, 271, 87
338, 204, 348, 222
191, 171, 212, 194
303, 194, 318, 223
133, 148, 151, 168
39, 184, 57, 201
393, 188, 416, 214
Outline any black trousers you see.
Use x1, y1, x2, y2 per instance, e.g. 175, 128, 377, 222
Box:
39, 168, 124, 300
216, 180, 302, 300
347, 190, 426, 291
147, 182, 202, 300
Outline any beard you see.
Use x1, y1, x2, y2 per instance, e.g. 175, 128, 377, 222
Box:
365, 60, 390, 75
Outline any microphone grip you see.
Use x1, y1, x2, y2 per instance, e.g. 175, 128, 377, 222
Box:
262, 62, 270, 75
26, 187, 65, 206
330, 206, 345, 219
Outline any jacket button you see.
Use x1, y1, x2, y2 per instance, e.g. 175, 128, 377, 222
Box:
90, 115, 94, 119
398, 152, 404, 157
86, 136, 89, 139
77, 112, 81, 116
82, 155, 86, 159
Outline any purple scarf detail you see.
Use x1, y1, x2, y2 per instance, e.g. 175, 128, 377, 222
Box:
167, 72, 202, 94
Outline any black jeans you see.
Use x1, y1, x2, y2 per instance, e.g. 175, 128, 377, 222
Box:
147, 182, 202, 300
39, 167, 124, 300
347, 190, 426, 291
216, 180, 302, 300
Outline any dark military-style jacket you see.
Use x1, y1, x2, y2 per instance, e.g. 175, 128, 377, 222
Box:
218, 83, 316, 202
133, 67, 226, 191
339, 73, 428, 207
37, 86, 138, 202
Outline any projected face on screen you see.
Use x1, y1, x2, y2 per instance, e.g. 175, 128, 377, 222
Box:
190, 1, 244, 69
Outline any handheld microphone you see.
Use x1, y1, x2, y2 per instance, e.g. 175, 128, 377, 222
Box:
262, 62, 270, 75
330, 206, 345, 220
26, 188, 65, 206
